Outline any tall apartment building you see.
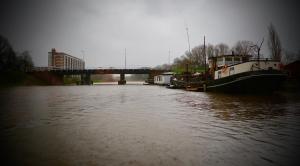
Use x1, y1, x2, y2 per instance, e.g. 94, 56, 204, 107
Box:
48, 48, 85, 70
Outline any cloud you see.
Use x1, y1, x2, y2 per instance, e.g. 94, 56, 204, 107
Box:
0, 0, 299, 67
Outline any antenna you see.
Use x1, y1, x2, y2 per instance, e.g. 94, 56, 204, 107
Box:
257, 38, 264, 69
250, 38, 264, 69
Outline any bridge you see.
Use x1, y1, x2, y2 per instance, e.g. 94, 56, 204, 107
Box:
29, 67, 169, 85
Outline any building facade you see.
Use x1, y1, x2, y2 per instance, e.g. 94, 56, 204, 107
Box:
48, 48, 85, 70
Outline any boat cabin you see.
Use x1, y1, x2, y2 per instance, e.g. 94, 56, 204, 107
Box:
154, 72, 174, 85
208, 54, 250, 69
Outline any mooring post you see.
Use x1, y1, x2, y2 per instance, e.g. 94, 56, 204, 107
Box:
118, 73, 126, 85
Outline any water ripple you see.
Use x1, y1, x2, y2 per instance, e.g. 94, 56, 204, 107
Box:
0, 86, 299, 165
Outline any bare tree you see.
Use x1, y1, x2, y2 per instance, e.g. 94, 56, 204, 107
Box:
214, 47, 220, 57
0, 35, 18, 71
232, 40, 255, 56
17, 51, 34, 72
268, 23, 282, 61
191, 45, 205, 66
1, 35, 35, 72
251, 38, 264, 59
215, 43, 229, 55
284, 50, 300, 64
206, 44, 215, 58
173, 55, 189, 68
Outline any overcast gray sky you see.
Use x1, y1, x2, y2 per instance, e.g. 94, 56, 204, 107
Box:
1, 0, 299, 68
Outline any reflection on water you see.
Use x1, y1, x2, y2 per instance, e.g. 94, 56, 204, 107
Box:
0, 85, 300, 166
179, 92, 289, 121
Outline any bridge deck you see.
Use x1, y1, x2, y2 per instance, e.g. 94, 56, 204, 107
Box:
30, 68, 169, 75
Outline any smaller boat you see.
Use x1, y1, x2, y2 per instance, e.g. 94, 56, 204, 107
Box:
154, 72, 174, 86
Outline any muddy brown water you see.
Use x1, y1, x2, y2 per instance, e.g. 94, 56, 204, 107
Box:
1, 85, 300, 165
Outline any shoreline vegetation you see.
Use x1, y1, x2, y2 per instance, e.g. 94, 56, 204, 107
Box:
0, 35, 36, 87
1, 23, 299, 88
155, 24, 299, 74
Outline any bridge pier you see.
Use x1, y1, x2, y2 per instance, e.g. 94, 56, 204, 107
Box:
81, 73, 92, 85
118, 73, 126, 85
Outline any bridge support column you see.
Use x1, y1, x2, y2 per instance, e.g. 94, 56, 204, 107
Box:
118, 73, 126, 85
81, 73, 92, 85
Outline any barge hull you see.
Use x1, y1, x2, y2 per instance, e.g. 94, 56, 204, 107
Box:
207, 70, 287, 93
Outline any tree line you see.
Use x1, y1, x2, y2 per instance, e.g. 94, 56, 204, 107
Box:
156, 23, 299, 72
0, 35, 34, 73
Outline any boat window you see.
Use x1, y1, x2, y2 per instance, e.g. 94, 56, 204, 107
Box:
234, 57, 240, 63
217, 58, 223, 66
218, 71, 221, 79
225, 57, 233, 65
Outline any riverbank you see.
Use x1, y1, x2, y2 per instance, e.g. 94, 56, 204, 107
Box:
0, 71, 48, 87
1, 71, 299, 94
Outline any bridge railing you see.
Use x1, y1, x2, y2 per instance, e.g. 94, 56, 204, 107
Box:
32, 67, 60, 71
32, 66, 156, 71
86, 66, 152, 70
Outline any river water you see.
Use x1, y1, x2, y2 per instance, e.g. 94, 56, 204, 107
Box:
0, 85, 300, 166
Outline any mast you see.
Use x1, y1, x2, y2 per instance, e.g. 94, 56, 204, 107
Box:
186, 26, 191, 53
203, 36, 207, 92
185, 23, 191, 73
204, 36, 206, 80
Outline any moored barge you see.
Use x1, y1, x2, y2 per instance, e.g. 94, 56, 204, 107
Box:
206, 54, 287, 93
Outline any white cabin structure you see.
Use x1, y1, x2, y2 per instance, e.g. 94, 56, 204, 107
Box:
154, 72, 174, 85
208, 55, 282, 80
